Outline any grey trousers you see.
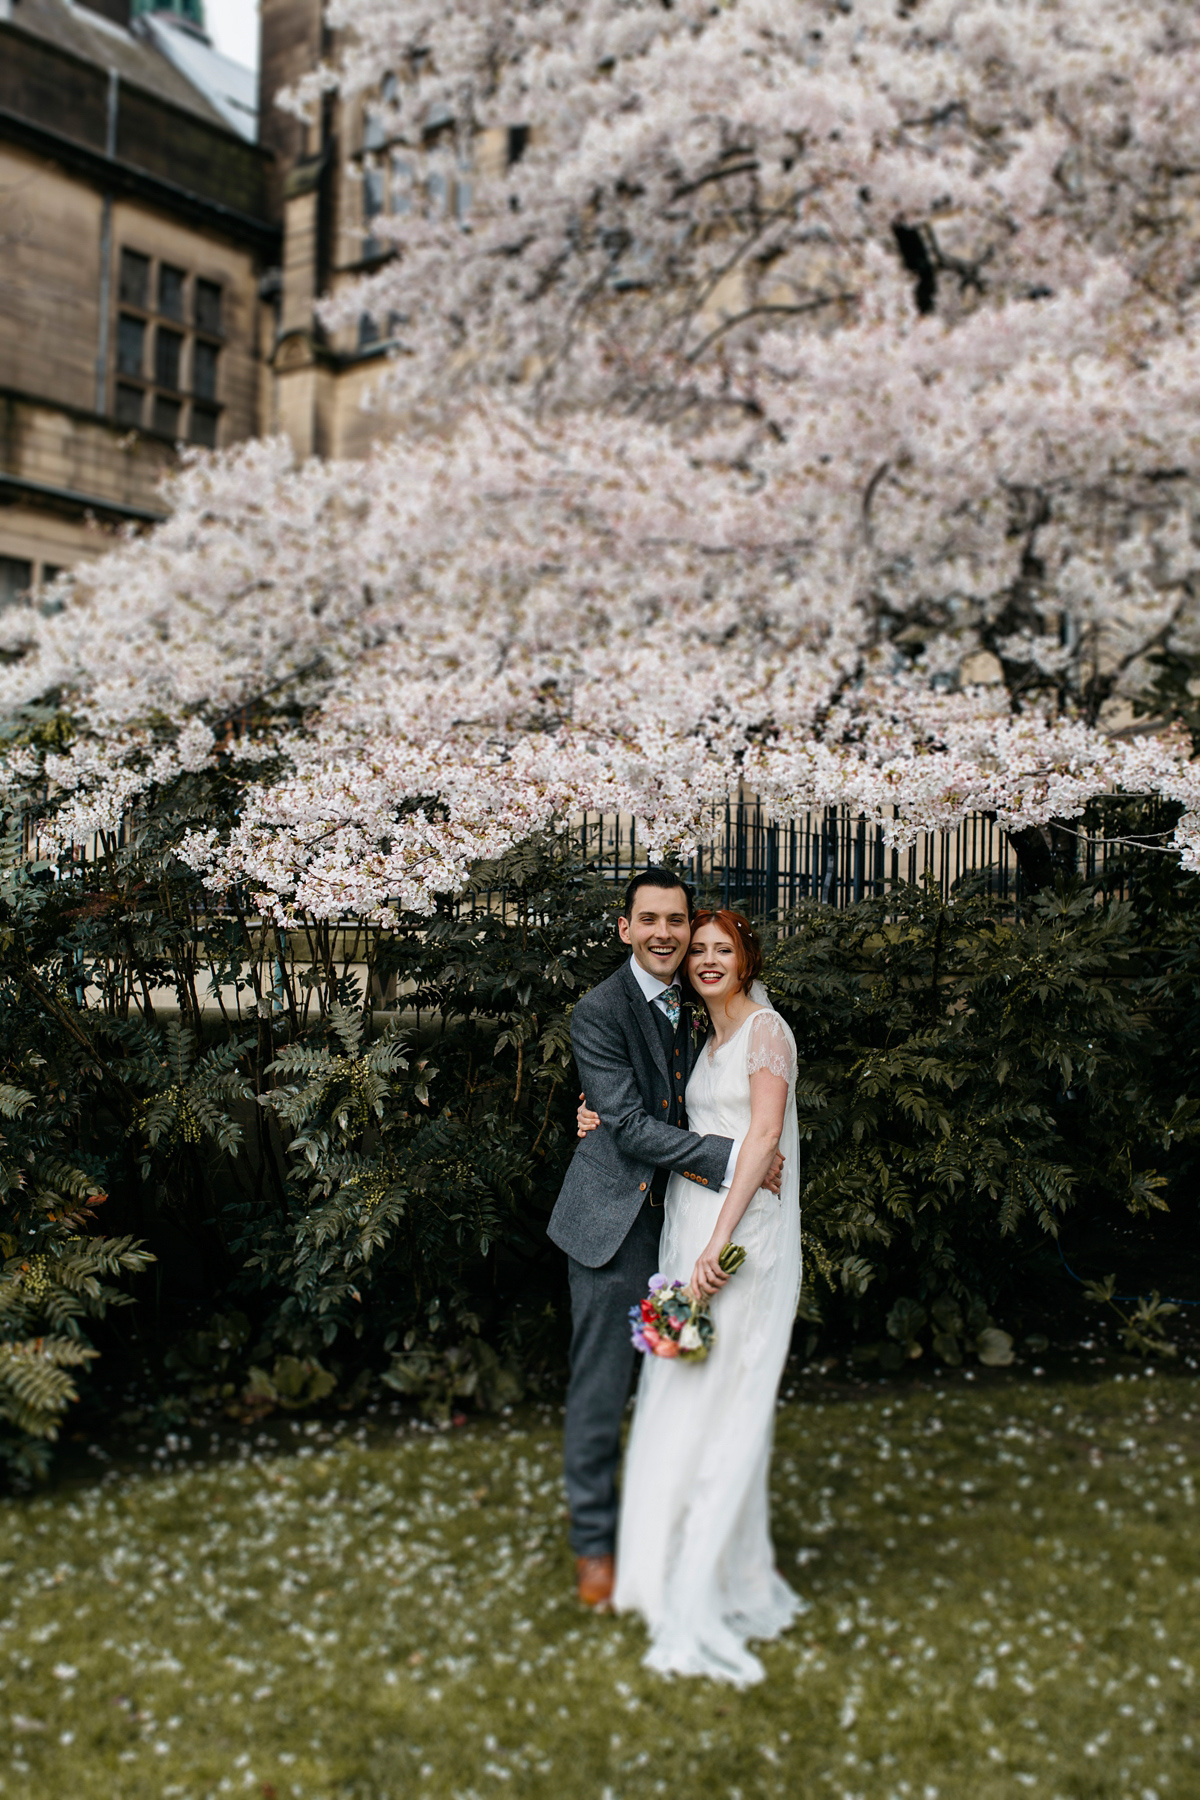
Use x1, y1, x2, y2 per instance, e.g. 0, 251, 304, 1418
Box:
564, 1198, 663, 1557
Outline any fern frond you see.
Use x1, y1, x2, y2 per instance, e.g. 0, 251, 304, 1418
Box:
327, 1003, 363, 1058
0, 1335, 97, 1438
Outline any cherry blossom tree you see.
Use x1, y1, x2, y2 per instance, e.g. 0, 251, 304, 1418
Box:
4, 0, 1200, 914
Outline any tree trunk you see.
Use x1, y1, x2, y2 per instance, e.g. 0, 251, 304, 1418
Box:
1006, 820, 1078, 895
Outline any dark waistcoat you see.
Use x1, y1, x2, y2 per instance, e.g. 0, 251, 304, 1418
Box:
649, 999, 689, 1196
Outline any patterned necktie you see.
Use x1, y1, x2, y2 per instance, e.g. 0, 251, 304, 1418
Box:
658, 983, 682, 1030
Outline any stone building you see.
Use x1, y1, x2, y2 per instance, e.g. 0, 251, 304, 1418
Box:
0, 0, 277, 605
257, 0, 507, 463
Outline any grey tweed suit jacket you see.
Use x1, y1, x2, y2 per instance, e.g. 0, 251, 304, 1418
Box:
547, 959, 734, 1269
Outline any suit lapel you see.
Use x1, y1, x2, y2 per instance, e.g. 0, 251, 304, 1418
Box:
621, 960, 669, 1079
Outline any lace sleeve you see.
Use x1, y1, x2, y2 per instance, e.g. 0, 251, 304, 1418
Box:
745, 1010, 795, 1081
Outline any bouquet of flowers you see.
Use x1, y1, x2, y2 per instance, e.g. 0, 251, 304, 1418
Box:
628, 1244, 747, 1362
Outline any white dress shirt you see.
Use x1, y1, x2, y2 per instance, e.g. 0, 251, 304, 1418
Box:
628, 955, 741, 1186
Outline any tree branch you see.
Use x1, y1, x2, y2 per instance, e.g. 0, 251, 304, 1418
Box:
670, 159, 760, 201
685, 293, 855, 364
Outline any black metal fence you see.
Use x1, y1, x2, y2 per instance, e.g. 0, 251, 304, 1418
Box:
23, 796, 1132, 927
573, 800, 1125, 916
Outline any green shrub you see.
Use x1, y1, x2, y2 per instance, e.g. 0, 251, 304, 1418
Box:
766, 871, 1200, 1346
0, 827, 625, 1466
0, 1073, 153, 1477
3, 796, 1200, 1472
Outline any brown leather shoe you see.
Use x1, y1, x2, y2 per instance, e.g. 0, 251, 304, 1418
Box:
575, 1553, 615, 1610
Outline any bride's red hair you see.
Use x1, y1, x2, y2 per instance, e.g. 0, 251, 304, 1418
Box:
686, 909, 764, 1003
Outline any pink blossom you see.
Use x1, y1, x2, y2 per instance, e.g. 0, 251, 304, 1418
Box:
2, 2, 1199, 902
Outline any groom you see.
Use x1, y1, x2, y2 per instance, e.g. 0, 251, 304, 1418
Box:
548, 867, 783, 1609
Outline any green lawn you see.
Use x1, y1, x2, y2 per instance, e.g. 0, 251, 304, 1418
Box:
1, 1372, 1197, 1799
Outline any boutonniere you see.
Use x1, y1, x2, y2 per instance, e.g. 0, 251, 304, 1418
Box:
687, 1003, 710, 1050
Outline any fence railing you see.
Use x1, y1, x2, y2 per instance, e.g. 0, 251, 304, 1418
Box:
567, 800, 1127, 917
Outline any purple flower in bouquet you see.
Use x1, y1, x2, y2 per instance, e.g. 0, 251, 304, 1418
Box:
648, 1274, 667, 1292
628, 1301, 652, 1353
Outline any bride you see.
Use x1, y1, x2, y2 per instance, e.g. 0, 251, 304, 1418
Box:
576, 907, 803, 1685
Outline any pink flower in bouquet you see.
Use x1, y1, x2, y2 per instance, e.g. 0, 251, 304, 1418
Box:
656, 1339, 680, 1359
648, 1274, 668, 1292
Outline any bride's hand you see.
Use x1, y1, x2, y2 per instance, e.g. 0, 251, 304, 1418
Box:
576, 1092, 601, 1138
690, 1240, 730, 1300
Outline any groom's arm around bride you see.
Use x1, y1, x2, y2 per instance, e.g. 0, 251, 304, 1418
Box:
547, 965, 732, 1267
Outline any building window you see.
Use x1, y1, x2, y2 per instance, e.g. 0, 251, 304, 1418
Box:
390, 152, 414, 215
117, 314, 145, 377
119, 248, 150, 309
152, 395, 182, 439
190, 405, 219, 448
37, 565, 65, 615
112, 248, 223, 444
159, 263, 186, 321
155, 327, 183, 391
115, 383, 144, 427
0, 557, 33, 610
192, 339, 219, 402
0, 559, 67, 614
354, 89, 475, 258
195, 279, 222, 336
363, 162, 386, 257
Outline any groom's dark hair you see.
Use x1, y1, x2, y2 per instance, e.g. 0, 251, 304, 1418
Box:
622, 866, 695, 919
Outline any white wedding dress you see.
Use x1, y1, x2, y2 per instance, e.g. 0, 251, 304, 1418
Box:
613, 1003, 803, 1685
